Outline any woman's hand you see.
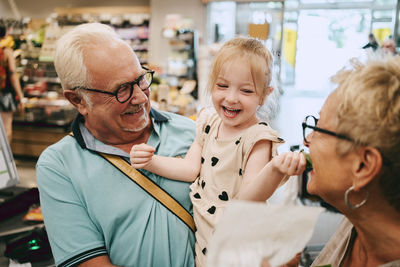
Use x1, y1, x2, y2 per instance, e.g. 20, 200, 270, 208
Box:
130, 143, 156, 169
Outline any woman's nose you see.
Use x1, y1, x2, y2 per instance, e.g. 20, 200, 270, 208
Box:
303, 140, 309, 148
303, 132, 313, 147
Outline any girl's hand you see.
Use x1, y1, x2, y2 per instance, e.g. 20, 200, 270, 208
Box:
130, 143, 156, 169
272, 151, 306, 176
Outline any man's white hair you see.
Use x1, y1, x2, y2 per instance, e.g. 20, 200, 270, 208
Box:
54, 23, 120, 107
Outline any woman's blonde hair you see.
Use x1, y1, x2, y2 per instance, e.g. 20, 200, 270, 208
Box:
206, 37, 273, 104
332, 55, 400, 211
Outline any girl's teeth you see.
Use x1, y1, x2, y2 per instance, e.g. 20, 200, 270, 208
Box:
225, 107, 239, 112
224, 107, 239, 116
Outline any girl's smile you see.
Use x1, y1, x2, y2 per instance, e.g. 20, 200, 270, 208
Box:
222, 106, 241, 118
212, 56, 261, 134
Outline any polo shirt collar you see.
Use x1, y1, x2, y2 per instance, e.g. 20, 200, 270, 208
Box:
71, 113, 86, 149
71, 108, 169, 150
150, 108, 168, 122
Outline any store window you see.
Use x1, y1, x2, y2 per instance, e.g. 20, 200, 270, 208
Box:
206, 1, 284, 92
299, 0, 374, 3
206, 0, 397, 93
295, 9, 371, 93
206, 2, 236, 44
375, 0, 397, 5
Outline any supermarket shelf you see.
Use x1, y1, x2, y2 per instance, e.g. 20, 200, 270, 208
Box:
11, 122, 72, 158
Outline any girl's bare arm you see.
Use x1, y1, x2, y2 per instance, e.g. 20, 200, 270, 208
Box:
238, 140, 306, 201
130, 140, 202, 182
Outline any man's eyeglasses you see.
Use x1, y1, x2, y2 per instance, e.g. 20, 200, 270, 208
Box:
302, 115, 354, 143
71, 67, 155, 103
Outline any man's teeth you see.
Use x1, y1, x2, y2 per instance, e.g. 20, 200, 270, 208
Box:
124, 106, 142, 114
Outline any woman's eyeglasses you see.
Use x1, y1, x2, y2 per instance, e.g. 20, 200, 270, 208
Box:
71, 67, 155, 103
302, 115, 394, 166
302, 115, 354, 143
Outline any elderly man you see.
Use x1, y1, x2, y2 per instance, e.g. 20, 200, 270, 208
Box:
36, 23, 196, 267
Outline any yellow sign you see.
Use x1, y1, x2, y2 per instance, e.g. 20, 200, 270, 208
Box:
283, 28, 297, 68
372, 28, 391, 44
248, 23, 269, 40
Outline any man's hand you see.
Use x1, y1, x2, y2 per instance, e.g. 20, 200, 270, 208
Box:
130, 143, 156, 169
271, 151, 306, 176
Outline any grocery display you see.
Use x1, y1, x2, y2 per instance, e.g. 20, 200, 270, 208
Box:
5, 8, 152, 157
164, 28, 198, 99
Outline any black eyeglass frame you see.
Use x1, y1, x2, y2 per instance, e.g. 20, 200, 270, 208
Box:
302, 115, 394, 166
71, 67, 155, 103
302, 115, 355, 143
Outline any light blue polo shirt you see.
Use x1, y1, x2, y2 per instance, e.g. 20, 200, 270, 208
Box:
37, 109, 196, 267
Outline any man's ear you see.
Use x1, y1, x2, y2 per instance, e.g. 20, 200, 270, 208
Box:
260, 86, 274, 105
64, 90, 89, 116
352, 146, 383, 191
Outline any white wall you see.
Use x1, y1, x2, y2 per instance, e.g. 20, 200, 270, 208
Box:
149, 0, 206, 66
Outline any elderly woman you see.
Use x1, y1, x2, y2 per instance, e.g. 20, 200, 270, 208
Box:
302, 55, 400, 266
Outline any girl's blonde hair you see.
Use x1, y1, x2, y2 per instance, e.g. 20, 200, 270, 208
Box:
332, 55, 400, 211
206, 37, 273, 104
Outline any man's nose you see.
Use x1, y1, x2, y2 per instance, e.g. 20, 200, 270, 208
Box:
129, 86, 148, 104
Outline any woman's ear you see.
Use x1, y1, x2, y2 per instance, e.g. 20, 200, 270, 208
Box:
64, 90, 89, 116
352, 146, 383, 191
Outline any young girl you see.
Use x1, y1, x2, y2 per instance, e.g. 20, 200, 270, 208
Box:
130, 37, 306, 266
